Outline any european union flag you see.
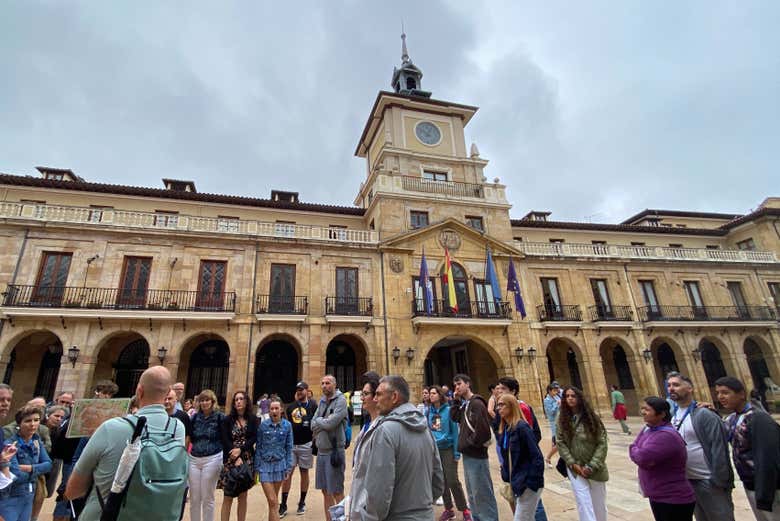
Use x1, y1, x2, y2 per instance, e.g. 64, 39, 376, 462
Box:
506, 256, 527, 318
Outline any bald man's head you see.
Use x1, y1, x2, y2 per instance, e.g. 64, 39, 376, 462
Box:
136, 366, 172, 407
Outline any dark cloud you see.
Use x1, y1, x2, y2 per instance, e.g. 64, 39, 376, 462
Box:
0, 2, 776, 222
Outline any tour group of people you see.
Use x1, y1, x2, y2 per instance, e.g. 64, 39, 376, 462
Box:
0, 366, 777, 521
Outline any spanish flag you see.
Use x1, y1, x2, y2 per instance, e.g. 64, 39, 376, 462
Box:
443, 248, 458, 312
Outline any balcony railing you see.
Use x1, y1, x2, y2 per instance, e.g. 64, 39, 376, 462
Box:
589, 305, 634, 321
515, 241, 777, 264
255, 295, 308, 315
1, 285, 236, 312
0, 202, 378, 244
401, 176, 484, 199
412, 298, 512, 319
325, 297, 373, 316
537, 304, 583, 321
637, 305, 776, 322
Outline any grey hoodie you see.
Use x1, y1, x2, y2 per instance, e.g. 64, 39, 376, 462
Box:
312, 390, 348, 452
349, 402, 444, 521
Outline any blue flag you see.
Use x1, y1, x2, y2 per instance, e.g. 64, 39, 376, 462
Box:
506, 256, 527, 318
485, 249, 502, 303
419, 249, 434, 316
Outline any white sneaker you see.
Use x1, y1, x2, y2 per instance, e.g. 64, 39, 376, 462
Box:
435, 497, 444, 506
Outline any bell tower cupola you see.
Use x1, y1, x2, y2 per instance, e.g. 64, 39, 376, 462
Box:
391, 32, 431, 98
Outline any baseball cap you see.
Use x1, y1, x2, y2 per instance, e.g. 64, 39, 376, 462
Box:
296, 381, 309, 390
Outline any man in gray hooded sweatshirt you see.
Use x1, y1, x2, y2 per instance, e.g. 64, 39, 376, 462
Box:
350, 375, 444, 521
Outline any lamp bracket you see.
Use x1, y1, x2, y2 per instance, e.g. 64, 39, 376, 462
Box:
60, 316, 67, 329
98, 316, 103, 330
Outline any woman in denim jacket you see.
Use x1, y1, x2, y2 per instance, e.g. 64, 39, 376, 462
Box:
0, 406, 52, 521
255, 399, 293, 521
427, 385, 470, 521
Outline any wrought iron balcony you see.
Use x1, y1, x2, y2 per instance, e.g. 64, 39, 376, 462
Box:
1, 285, 236, 312
637, 305, 776, 322
401, 176, 484, 198
255, 295, 308, 315
589, 305, 634, 321
412, 298, 512, 319
537, 304, 583, 322
325, 297, 373, 316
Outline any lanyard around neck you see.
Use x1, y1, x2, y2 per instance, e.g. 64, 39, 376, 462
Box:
672, 401, 696, 431
728, 403, 752, 442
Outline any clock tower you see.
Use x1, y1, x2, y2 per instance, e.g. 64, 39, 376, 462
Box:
354, 34, 512, 241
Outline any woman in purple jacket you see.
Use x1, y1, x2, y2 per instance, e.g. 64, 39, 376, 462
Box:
629, 396, 695, 521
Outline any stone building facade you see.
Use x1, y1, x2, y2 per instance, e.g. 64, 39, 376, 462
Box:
1, 43, 779, 414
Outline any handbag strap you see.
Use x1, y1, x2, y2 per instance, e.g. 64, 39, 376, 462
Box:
503, 428, 512, 476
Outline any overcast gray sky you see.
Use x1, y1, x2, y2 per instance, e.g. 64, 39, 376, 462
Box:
1, 2, 777, 222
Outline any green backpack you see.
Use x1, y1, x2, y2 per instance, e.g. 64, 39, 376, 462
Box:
99, 415, 189, 521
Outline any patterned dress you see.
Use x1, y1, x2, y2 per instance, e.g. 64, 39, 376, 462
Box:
217, 420, 252, 497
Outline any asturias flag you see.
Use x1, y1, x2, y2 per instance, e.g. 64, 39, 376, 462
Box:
419, 248, 434, 316
442, 248, 458, 313
506, 256, 527, 318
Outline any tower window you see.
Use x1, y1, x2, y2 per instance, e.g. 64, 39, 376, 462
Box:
406, 77, 417, 90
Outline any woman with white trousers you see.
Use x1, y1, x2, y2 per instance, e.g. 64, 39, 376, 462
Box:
189, 389, 226, 521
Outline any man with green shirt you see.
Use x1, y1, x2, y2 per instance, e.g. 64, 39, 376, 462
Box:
610, 385, 631, 435
65, 366, 186, 521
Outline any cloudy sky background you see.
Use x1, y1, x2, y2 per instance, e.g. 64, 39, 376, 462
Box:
1, 2, 777, 222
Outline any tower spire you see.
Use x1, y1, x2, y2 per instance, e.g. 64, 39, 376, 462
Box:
401, 26, 409, 63
390, 28, 431, 98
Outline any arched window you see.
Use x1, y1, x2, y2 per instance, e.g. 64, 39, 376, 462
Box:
441, 262, 470, 316
326, 342, 356, 393
187, 341, 229, 404
34, 344, 63, 401
612, 346, 634, 389
700, 341, 727, 387
567, 348, 583, 390
114, 339, 149, 398
657, 344, 679, 377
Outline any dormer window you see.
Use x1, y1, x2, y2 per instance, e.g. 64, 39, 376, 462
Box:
406, 77, 417, 90
162, 179, 197, 192
46, 173, 63, 181
270, 190, 299, 203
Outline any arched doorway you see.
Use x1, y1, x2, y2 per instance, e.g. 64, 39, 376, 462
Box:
599, 339, 637, 413
114, 339, 150, 397
93, 332, 149, 397
744, 337, 773, 395
546, 338, 583, 391
441, 262, 470, 315
186, 340, 230, 404
255, 338, 299, 403
424, 336, 498, 397
651, 338, 682, 394
3, 331, 63, 407
699, 340, 727, 387
326, 335, 367, 394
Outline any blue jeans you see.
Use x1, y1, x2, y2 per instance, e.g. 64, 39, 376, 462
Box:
535, 498, 548, 521
0, 490, 34, 521
462, 455, 498, 521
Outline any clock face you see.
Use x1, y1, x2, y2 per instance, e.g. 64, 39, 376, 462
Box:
415, 121, 441, 146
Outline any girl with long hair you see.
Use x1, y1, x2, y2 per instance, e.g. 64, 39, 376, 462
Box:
497, 394, 544, 521
219, 391, 258, 521
555, 386, 609, 521
189, 389, 225, 521
427, 385, 470, 521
